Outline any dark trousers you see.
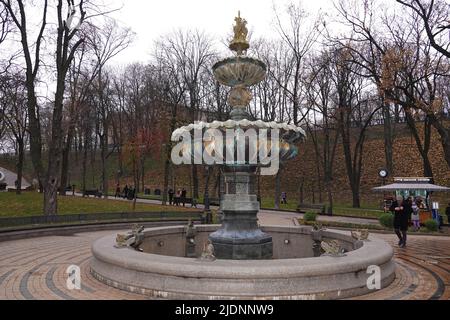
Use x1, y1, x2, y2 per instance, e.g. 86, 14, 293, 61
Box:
394, 228, 407, 244
169, 195, 173, 205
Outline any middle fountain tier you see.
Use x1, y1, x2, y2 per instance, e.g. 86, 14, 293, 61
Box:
170, 12, 306, 259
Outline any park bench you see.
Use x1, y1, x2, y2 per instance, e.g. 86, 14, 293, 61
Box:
296, 203, 326, 215
83, 189, 102, 198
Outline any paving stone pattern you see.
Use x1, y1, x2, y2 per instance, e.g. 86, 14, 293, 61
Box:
0, 218, 448, 300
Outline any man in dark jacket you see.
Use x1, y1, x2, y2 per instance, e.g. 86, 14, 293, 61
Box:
389, 195, 409, 248
181, 188, 187, 207
168, 189, 174, 205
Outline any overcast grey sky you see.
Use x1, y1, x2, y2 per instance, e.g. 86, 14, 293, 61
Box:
107, 0, 338, 65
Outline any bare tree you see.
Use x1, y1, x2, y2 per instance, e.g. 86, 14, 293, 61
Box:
334, 0, 450, 173
273, 2, 323, 125
397, 0, 450, 58
44, 0, 90, 214
331, 46, 382, 208
61, 19, 133, 197
156, 30, 215, 200
154, 38, 187, 205
1, 0, 48, 191
0, 2, 11, 48
303, 49, 340, 213
0, 70, 27, 194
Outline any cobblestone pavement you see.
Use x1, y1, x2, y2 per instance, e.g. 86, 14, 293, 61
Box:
0, 224, 448, 300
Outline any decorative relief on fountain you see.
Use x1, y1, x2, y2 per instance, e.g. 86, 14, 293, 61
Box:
228, 85, 252, 107
320, 240, 346, 257
114, 224, 144, 252
185, 220, 197, 258
351, 229, 370, 241
229, 11, 249, 55
199, 240, 216, 261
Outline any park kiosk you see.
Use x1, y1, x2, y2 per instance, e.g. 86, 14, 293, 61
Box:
372, 177, 450, 224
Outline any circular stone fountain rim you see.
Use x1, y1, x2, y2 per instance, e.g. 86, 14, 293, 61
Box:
91, 225, 394, 279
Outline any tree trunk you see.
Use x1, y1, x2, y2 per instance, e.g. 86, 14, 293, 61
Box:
100, 132, 108, 198
15, 139, 24, 195
315, 158, 323, 203
162, 157, 171, 205
192, 164, 199, 199
405, 110, 433, 178
25, 84, 45, 189
274, 168, 281, 209
326, 180, 333, 215
43, 76, 65, 215
203, 166, 211, 205
82, 131, 88, 195
59, 130, 73, 196
298, 178, 304, 204
60, 101, 77, 196
351, 184, 361, 208
423, 113, 450, 171
162, 106, 177, 205
141, 157, 145, 192
383, 102, 394, 175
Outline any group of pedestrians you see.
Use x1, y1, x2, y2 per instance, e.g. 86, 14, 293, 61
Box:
168, 188, 188, 207
114, 183, 136, 200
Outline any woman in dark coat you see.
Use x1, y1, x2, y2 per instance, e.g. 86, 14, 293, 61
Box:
389, 195, 410, 248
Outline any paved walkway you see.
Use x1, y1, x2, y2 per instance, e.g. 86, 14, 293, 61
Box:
0, 167, 30, 189
0, 210, 448, 300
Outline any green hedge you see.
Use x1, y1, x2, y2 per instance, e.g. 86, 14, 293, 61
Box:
379, 213, 394, 228
424, 219, 438, 232
304, 212, 317, 222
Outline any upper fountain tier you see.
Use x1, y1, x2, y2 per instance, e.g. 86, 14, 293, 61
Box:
213, 56, 266, 88
212, 11, 266, 109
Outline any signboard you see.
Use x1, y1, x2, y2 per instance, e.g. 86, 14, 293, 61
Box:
394, 177, 431, 183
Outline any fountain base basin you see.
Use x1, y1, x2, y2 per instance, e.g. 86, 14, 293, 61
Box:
90, 225, 395, 299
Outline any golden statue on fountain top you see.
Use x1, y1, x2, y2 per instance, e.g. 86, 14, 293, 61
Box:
229, 11, 249, 55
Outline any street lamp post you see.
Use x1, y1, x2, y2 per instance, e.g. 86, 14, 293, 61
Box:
379, 168, 389, 212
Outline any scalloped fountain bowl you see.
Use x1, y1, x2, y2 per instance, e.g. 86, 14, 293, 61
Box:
213, 56, 267, 87
90, 225, 395, 299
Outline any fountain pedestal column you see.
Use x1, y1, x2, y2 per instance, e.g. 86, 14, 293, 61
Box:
209, 166, 273, 259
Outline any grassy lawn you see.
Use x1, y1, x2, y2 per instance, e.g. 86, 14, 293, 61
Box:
0, 192, 198, 217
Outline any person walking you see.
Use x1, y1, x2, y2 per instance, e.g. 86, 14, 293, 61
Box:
123, 185, 129, 199
174, 189, 181, 206
168, 188, 174, 205
389, 195, 409, 248
281, 191, 287, 204
181, 188, 187, 207
411, 199, 421, 231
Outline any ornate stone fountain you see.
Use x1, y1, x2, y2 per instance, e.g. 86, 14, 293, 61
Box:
90, 13, 395, 299
171, 11, 305, 259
